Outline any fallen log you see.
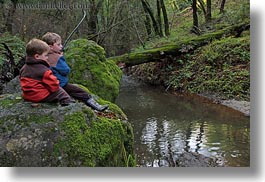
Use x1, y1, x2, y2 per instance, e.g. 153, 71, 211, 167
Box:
108, 21, 250, 67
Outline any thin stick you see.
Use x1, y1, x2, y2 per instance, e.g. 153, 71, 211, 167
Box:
63, 10, 87, 49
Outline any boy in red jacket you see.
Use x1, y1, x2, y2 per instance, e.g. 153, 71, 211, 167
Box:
19, 38, 73, 106
42, 32, 108, 112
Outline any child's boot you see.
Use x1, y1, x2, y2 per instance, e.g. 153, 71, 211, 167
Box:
86, 98, 108, 112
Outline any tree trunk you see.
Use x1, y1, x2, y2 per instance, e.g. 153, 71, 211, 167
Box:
141, 0, 160, 36
109, 22, 250, 67
144, 11, 152, 40
192, 0, 199, 34
140, 0, 152, 39
160, 0, 170, 36
87, 0, 103, 41
206, 0, 212, 22
220, 0, 226, 14
156, 0, 163, 37
198, 0, 207, 20
4, 0, 18, 33
192, 0, 198, 28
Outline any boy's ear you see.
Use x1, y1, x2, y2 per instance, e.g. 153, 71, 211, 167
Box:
34, 54, 40, 59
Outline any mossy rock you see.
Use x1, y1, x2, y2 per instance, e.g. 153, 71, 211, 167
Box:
64, 39, 122, 102
0, 94, 136, 167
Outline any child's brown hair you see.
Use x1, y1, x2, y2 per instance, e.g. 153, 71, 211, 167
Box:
42, 32, 62, 45
26, 38, 50, 57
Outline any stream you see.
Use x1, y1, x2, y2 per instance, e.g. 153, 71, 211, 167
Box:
115, 75, 250, 167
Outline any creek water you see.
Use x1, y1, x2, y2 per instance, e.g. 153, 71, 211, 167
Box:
115, 75, 250, 167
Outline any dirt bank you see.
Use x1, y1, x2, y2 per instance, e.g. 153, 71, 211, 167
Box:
199, 93, 250, 117
219, 99, 250, 117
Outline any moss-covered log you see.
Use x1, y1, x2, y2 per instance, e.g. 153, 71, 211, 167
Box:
109, 22, 250, 67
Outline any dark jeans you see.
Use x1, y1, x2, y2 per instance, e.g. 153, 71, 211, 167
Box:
63, 83, 91, 103
42, 87, 72, 105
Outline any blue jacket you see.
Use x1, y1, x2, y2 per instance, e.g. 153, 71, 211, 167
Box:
51, 56, 70, 87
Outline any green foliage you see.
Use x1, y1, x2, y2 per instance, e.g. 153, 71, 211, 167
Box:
165, 36, 250, 100
126, 0, 250, 101
0, 32, 25, 65
218, 0, 250, 25
198, 36, 250, 65
133, 0, 250, 52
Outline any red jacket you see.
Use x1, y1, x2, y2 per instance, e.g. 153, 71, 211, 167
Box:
19, 57, 59, 102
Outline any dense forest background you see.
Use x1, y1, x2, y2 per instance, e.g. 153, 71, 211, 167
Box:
0, 0, 249, 56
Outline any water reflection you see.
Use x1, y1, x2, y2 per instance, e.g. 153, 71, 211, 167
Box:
115, 75, 250, 167
141, 117, 158, 152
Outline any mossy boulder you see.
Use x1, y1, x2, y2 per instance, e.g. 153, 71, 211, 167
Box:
64, 39, 122, 102
0, 92, 136, 167
0, 37, 134, 166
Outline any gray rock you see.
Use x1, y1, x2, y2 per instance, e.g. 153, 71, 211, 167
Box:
0, 94, 135, 167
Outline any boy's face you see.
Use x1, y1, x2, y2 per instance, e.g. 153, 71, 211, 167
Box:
35, 51, 49, 62
50, 40, 63, 53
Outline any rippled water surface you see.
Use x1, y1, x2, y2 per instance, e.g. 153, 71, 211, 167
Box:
115, 75, 250, 167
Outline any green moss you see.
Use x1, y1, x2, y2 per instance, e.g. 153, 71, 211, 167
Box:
165, 36, 250, 100
64, 39, 122, 102
0, 94, 22, 108
0, 98, 136, 166
27, 114, 54, 124
0, 36, 135, 167
74, 84, 127, 120
54, 110, 135, 167
198, 36, 250, 65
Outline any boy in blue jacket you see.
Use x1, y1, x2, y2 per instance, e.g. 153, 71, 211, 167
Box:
42, 32, 108, 112
20, 38, 73, 106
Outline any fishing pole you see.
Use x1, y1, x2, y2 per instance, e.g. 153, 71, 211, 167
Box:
62, 10, 87, 50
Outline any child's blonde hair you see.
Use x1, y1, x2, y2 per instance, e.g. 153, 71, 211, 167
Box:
26, 38, 50, 57
42, 32, 62, 45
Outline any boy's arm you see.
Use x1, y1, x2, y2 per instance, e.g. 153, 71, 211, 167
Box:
42, 70, 60, 92
53, 56, 70, 76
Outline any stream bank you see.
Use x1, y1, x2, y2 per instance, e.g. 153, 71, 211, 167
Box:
120, 32, 250, 118
196, 93, 250, 117
115, 75, 250, 167
124, 65, 250, 117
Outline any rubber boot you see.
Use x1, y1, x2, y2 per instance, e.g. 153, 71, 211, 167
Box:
86, 98, 108, 112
